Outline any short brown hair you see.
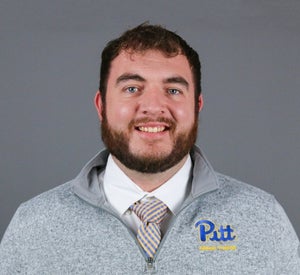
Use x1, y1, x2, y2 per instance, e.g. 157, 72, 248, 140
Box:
99, 23, 201, 111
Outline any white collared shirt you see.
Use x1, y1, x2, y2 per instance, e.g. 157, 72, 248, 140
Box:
102, 154, 192, 235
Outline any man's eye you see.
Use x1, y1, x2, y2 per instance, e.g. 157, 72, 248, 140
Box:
168, 89, 180, 95
126, 87, 138, 93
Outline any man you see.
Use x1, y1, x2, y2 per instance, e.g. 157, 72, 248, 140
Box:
1, 24, 299, 274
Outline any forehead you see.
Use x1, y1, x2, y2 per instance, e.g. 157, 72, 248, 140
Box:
108, 50, 193, 83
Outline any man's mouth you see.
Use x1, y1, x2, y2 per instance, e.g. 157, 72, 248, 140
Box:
132, 117, 174, 134
137, 126, 166, 133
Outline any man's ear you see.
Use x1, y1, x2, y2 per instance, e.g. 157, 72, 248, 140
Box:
198, 94, 204, 112
94, 91, 103, 121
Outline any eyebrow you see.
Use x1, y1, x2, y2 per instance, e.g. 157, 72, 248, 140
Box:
115, 73, 189, 89
116, 73, 146, 86
163, 76, 189, 89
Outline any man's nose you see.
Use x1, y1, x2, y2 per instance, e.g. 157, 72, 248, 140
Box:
138, 89, 167, 115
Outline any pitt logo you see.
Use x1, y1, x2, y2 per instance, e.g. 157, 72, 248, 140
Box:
195, 219, 237, 251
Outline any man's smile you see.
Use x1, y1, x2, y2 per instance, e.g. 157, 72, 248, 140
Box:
133, 118, 174, 135
137, 126, 166, 133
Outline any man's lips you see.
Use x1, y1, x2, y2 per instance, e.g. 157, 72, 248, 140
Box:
131, 118, 174, 134
137, 126, 166, 133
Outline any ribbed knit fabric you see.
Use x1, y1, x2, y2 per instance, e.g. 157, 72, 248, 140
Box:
132, 198, 168, 259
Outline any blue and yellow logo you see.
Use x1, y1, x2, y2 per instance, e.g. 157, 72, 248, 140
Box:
195, 219, 237, 251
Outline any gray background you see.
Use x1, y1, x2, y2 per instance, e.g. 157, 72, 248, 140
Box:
0, 0, 299, 239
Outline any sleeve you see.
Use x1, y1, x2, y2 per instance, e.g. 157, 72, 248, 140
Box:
272, 198, 300, 274
0, 204, 29, 274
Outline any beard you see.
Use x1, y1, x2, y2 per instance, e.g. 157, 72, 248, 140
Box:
100, 111, 198, 174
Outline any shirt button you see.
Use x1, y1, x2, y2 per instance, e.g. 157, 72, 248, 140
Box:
125, 209, 132, 215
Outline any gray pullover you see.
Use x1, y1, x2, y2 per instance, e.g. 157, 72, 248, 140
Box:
1, 146, 300, 274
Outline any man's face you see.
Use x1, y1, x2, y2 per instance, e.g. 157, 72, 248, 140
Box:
95, 50, 203, 173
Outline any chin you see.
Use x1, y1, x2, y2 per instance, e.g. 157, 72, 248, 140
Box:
129, 146, 172, 159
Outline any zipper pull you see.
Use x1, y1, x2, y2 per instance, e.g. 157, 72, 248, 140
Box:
144, 257, 157, 274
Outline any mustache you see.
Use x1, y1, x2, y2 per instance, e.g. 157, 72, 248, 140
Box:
129, 117, 176, 129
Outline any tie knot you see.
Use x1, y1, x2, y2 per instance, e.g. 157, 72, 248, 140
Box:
132, 198, 168, 224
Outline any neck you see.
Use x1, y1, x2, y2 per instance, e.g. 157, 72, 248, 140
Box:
112, 155, 189, 192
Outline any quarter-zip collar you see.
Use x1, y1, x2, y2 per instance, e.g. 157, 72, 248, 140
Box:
72, 145, 219, 208
189, 146, 219, 198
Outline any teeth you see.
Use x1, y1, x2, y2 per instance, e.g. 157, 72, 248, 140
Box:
138, 126, 165, 133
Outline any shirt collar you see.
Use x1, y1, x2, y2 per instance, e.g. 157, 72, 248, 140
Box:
103, 154, 192, 217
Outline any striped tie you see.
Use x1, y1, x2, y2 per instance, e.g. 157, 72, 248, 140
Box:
132, 198, 168, 259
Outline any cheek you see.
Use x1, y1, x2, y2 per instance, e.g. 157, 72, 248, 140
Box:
106, 102, 135, 124
178, 113, 196, 130
173, 102, 195, 124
